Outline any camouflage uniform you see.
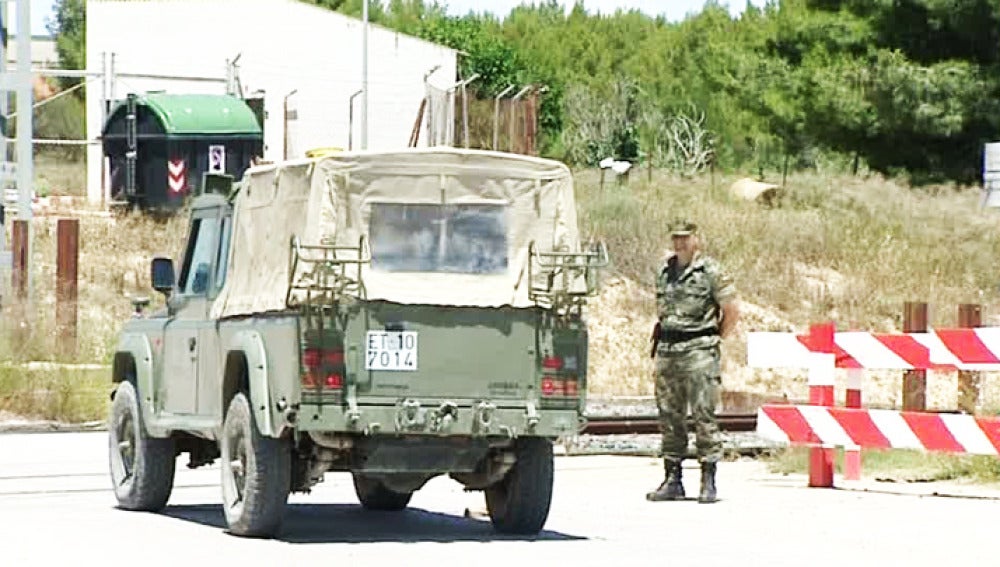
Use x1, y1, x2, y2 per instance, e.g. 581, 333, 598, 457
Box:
654, 251, 736, 463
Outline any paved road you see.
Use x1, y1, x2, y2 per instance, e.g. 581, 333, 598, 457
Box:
2, 432, 998, 566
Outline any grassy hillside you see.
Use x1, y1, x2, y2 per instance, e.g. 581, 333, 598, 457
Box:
4, 162, 1000, 420
579, 169, 1000, 411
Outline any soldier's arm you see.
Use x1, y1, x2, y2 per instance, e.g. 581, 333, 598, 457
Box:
719, 300, 739, 339
651, 263, 666, 357
710, 261, 739, 339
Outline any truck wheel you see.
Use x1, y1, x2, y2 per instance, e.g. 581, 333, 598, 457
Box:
485, 437, 554, 535
352, 474, 413, 511
220, 392, 291, 538
108, 380, 176, 511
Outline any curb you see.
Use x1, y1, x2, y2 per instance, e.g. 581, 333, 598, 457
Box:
0, 421, 105, 434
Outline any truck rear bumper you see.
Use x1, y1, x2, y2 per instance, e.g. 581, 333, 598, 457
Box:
291, 401, 581, 439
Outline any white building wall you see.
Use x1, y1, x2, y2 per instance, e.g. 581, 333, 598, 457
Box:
6, 37, 58, 67
85, 0, 457, 203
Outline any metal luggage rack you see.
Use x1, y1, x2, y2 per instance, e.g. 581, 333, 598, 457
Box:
527, 240, 609, 312
286, 235, 371, 308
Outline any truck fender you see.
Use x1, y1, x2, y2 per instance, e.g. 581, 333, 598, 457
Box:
228, 330, 275, 437
113, 333, 168, 437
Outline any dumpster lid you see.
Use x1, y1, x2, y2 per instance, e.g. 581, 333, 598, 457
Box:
105, 93, 262, 137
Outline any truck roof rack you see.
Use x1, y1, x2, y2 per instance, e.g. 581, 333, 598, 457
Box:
527, 240, 608, 315
286, 235, 371, 308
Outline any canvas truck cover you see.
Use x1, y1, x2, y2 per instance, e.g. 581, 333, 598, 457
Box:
212, 148, 582, 318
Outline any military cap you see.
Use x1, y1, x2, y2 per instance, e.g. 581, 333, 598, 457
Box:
670, 219, 697, 236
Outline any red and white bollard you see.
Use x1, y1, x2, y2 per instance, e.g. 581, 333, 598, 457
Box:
808, 323, 836, 488
843, 368, 863, 481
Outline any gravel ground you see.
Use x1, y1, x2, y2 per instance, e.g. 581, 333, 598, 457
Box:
563, 432, 783, 457
584, 397, 659, 417
576, 397, 781, 457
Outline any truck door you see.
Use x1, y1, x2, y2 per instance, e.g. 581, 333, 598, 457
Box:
162, 211, 221, 415
196, 212, 232, 419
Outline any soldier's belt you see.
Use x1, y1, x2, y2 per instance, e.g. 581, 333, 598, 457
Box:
659, 328, 718, 343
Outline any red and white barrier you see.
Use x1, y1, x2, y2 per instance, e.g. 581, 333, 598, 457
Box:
749, 324, 1000, 486
805, 324, 836, 487
844, 368, 863, 481
748, 328, 1000, 370
758, 405, 1000, 456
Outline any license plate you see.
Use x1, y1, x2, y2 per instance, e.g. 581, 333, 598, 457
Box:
365, 331, 418, 371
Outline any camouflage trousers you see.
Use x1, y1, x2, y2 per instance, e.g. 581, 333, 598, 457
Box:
654, 344, 722, 463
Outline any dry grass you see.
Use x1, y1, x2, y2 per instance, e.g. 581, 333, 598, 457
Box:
34, 152, 88, 197
765, 446, 1000, 484
0, 364, 106, 423
579, 169, 1000, 411
6, 161, 1000, 421
1, 191, 186, 420
3, 207, 186, 362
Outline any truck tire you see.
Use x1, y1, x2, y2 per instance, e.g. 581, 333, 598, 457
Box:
220, 392, 291, 538
352, 474, 413, 511
485, 437, 554, 535
108, 380, 176, 511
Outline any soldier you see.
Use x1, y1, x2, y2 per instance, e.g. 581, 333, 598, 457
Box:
646, 219, 739, 504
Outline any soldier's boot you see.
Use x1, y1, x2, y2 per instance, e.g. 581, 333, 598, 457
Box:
646, 459, 685, 501
698, 462, 718, 504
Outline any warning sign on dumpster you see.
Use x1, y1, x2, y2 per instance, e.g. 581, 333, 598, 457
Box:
208, 145, 226, 174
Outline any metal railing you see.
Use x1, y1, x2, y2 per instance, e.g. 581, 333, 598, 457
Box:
286, 235, 371, 308
527, 240, 609, 313
582, 414, 758, 435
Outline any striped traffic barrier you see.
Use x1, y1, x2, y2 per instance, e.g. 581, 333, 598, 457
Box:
748, 328, 1000, 371
757, 405, 1000, 456
748, 324, 1000, 486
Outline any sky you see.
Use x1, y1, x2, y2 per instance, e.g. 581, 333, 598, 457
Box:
31, 0, 59, 36
31, 0, 766, 36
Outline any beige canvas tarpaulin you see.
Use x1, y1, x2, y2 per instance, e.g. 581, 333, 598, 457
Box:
212, 148, 581, 318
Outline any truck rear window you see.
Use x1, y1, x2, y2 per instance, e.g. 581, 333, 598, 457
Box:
370, 203, 508, 274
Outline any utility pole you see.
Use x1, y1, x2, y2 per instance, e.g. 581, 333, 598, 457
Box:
348, 88, 362, 151
3, 0, 33, 311
14, 0, 30, 224
0, 1, 8, 287
0, 1, 7, 164
361, 0, 369, 150
283, 89, 297, 160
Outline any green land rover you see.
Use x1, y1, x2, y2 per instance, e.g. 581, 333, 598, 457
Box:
108, 148, 606, 537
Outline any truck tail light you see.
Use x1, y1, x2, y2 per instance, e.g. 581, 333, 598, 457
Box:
542, 356, 563, 371
302, 347, 344, 396
563, 378, 578, 397
540, 376, 577, 398
541, 377, 557, 396
324, 373, 343, 390
540, 351, 577, 394
303, 348, 322, 369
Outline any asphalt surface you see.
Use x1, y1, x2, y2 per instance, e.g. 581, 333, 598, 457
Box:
2, 431, 999, 566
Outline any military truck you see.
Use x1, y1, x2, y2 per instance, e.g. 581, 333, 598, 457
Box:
108, 148, 606, 537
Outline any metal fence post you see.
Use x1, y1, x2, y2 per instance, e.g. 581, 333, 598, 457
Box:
56, 219, 79, 358
957, 304, 981, 414
902, 302, 928, 411
11, 219, 26, 300
11, 219, 28, 348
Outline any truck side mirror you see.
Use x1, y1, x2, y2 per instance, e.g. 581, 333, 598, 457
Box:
151, 257, 176, 297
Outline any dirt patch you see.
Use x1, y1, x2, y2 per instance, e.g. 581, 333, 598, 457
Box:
586, 275, 800, 407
